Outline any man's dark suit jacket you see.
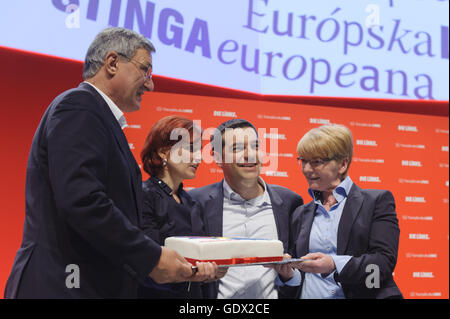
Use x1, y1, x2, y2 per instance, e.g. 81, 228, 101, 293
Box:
188, 180, 303, 298
287, 184, 403, 299
4, 82, 161, 298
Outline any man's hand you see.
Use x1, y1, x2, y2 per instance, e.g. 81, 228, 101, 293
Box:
189, 262, 228, 283
188, 262, 217, 282
291, 252, 336, 274
149, 247, 194, 284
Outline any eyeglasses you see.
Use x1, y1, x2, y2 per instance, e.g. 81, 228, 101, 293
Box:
297, 157, 334, 167
117, 52, 152, 81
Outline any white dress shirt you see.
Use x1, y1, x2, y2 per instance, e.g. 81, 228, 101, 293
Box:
218, 178, 279, 299
84, 81, 128, 129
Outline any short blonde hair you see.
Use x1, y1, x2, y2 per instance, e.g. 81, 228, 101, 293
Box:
297, 124, 353, 174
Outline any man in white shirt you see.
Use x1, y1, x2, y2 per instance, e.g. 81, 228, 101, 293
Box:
189, 119, 303, 298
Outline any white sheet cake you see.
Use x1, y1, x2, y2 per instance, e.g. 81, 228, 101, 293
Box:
164, 236, 284, 265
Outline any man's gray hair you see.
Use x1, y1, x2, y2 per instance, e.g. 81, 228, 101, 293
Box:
83, 27, 156, 80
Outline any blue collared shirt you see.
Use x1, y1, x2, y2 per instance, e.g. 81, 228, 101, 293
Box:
276, 176, 353, 299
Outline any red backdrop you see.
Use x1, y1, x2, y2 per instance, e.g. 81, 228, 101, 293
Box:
0, 46, 448, 299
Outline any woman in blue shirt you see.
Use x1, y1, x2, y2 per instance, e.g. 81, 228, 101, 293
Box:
275, 124, 402, 299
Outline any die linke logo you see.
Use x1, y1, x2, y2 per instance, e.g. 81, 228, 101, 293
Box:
309, 118, 330, 125
213, 110, 237, 118
267, 153, 293, 158
356, 139, 378, 146
264, 133, 287, 140
413, 272, 434, 278
398, 125, 419, 132
359, 176, 381, 183
265, 171, 288, 177
402, 160, 422, 167
127, 124, 141, 129
409, 233, 430, 240
405, 196, 426, 203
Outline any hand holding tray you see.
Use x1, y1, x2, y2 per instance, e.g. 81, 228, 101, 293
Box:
191, 258, 309, 272
217, 257, 308, 268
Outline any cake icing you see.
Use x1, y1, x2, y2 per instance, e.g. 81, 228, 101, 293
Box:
164, 236, 284, 265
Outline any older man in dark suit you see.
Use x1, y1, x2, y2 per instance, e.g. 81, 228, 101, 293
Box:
4, 27, 207, 299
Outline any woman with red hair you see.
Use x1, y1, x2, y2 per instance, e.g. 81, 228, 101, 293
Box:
138, 115, 225, 298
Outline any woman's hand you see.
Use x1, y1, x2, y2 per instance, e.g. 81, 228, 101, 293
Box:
265, 254, 295, 282
291, 252, 336, 274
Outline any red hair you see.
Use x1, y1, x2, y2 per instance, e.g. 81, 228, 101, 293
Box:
141, 116, 198, 176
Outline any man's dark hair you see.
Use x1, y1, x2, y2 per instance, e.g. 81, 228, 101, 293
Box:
210, 119, 258, 152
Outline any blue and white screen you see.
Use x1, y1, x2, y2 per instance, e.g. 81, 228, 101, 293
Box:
1, 0, 448, 100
